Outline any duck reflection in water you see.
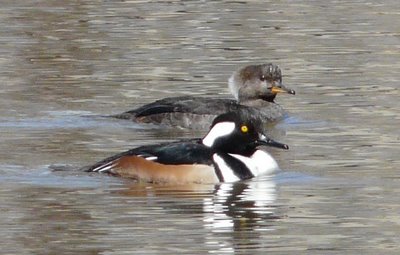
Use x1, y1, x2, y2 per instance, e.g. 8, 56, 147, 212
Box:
204, 178, 277, 229
116, 176, 279, 253
202, 177, 278, 252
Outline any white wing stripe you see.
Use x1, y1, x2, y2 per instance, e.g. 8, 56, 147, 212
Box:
92, 160, 117, 173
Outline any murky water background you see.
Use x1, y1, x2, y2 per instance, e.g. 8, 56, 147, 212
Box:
0, 1, 399, 254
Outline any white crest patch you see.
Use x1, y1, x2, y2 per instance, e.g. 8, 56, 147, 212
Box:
229, 150, 279, 177
213, 154, 241, 182
228, 74, 239, 100
202, 122, 235, 147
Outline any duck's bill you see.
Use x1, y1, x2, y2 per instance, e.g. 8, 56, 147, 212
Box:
256, 135, 289, 150
271, 84, 296, 95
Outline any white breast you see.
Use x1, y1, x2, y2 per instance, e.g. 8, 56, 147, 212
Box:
229, 150, 279, 177
212, 150, 279, 182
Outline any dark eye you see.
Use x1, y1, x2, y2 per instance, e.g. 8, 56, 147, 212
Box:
260, 75, 266, 81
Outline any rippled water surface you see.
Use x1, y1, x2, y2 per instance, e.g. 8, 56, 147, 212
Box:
1, 1, 399, 254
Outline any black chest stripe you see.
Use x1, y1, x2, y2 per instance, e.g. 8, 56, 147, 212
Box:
214, 153, 254, 182
213, 162, 225, 182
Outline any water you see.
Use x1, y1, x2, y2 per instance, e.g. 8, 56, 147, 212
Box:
0, 0, 399, 254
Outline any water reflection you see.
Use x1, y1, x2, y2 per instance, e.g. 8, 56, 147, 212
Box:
117, 177, 279, 253
7, 184, 108, 254
204, 179, 277, 230
203, 178, 278, 252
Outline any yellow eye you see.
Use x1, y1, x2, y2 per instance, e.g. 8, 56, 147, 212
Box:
241, 125, 248, 133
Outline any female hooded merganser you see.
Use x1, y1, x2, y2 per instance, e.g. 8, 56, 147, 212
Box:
113, 63, 295, 129
84, 111, 288, 183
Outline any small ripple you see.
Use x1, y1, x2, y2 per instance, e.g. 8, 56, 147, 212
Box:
274, 171, 322, 185
0, 114, 146, 130
0, 165, 119, 189
280, 116, 328, 128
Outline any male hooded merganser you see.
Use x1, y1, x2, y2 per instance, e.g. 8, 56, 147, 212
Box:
84, 111, 288, 183
113, 63, 295, 129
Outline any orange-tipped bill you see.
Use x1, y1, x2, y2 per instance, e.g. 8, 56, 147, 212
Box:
271, 85, 296, 95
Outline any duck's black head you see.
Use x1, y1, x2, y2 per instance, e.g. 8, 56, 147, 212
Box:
229, 63, 295, 103
202, 111, 288, 155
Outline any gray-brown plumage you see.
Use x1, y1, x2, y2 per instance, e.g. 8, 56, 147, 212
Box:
114, 63, 295, 129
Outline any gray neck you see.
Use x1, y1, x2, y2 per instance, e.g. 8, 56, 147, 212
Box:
240, 99, 275, 108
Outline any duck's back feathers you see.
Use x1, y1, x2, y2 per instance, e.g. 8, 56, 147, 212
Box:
83, 139, 220, 183
135, 97, 237, 117
116, 96, 237, 117
113, 96, 285, 129
84, 139, 212, 172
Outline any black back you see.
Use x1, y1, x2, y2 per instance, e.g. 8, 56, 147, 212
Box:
83, 139, 214, 172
